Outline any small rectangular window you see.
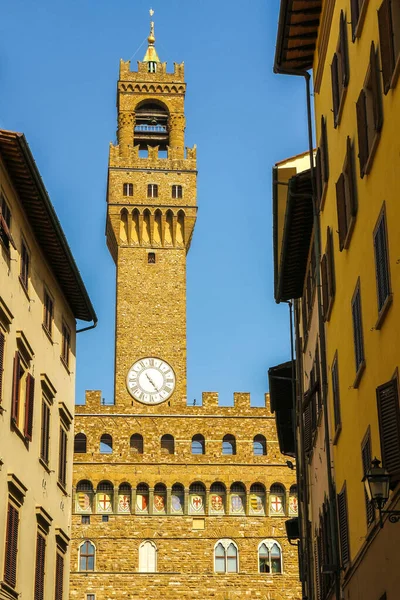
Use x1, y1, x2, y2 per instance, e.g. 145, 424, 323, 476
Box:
43, 290, 54, 337
351, 280, 365, 382
0, 194, 14, 250
373, 205, 391, 321
378, 0, 400, 93
172, 185, 183, 199
102, 515, 109, 523
20, 240, 30, 291
376, 378, 400, 487
40, 398, 51, 465
337, 484, 350, 568
11, 351, 24, 425
61, 322, 71, 368
55, 552, 64, 600
331, 352, 341, 438
331, 11, 349, 127
82, 515, 90, 525
58, 426, 67, 488
147, 184, 158, 198
87, 595, 96, 600
336, 137, 357, 251
315, 116, 329, 209
34, 532, 46, 600
4, 501, 19, 588
148, 252, 156, 264
350, 0, 368, 40
123, 183, 133, 197
321, 227, 336, 321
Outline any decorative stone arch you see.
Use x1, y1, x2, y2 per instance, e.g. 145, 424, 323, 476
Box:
78, 539, 96, 572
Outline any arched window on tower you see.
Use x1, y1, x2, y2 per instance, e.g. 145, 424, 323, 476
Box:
222, 434, 236, 455
74, 433, 87, 454
172, 185, 183, 199
258, 540, 283, 574
148, 61, 157, 73
253, 434, 267, 456
130, 433, 144, 454
100, 434, 112, 454
79, 541, 95, 571
134, 101, 169, 150
269, 483, 285, 516
214, 539, 239, 573
161, 434, 174, 455
139, 541, 157, 572
123, 183, 133, 197
76, 480, 94, 514
191, 434, 205, 455
147, 184, 158, 199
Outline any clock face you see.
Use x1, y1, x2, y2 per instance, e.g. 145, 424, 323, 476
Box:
126, 357, 176, 405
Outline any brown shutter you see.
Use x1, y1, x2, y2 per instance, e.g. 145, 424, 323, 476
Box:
303, 399, 312, 453
55, 552, 64, 600
377, 379, 400, 486
321, 254, 328, 320
356, 90, 368, 177
59, 428, 67, 487
315, 148, 322, 207
336, 174, 347, 250
331, 53, 340, 126
361, 431, 375, 524
350, 0, 360, 40
24, 373, 35, 441
340, 11, 350, 86
11, 352, 20, 423
370, 42, 384, 134
34, 533, 46, 600
374, 211, 390, 312
346, 137, 357, 217
4, 503, 19, 588
326, 227, 336, 301
378, 0, 395, 94
337, 486, 350, 567
0, 331, 4, 403
320, 116, 329, 184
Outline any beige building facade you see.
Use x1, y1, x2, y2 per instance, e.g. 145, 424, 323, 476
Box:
69, 20, 301, 600
0, 130, 96, 600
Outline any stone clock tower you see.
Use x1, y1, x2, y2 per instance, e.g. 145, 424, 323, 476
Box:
69, 14, 301, 600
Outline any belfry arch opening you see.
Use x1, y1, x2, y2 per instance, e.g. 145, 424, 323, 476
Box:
134, 101, 169, 150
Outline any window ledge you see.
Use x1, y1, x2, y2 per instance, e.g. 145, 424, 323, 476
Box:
352, 0, 369, 41
353, 361, 366, 389
0, 237, 11, 259
342, 215, 356, 251
333, 424, 342, 445
42, 324, 53, 344
60, 355, 71, 374
324, 296, 335, 322
0, 580, 19, 600
11, 420, 29, 447
57, 480, 68, 496
375, 294, 393, 330
39, 456, 51, 473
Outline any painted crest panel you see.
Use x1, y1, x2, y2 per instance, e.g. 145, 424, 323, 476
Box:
189, 494, 204, 514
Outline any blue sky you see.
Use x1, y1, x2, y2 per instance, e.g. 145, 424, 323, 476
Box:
1, 1, 309, 406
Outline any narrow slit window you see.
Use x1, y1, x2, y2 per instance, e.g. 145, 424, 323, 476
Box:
148, 252, 156, 264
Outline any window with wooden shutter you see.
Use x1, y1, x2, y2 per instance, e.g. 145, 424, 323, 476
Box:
316, 116, 329, 210
314, 538, 321, 600
40, 399, 51, 464
34, 532, 46, 600
43, 290, 54, 337
361, 428, 375, 525
377, 378, 400, 487
331, 53, 340, 126
331, 352, 341, 438
351, 280, 365, 384
373, 205, 391, 322
11, 351, 23, 424
4, 502, 19, 588
55, 552, 64, 600
321, 227, 335, 321
24, 373, 35, 441
321, 253, 328, 319
0, 330, 5, 404
337, 485, 350, 568
61, 322, 71, 368
336, 138, 357, 250
20, 240, 30, 291
378, 0, 400, 93
331, 12, 350, 127
303, 398, 312, 454
315, 148, 322, 207
350, 0, 368, 40
356, 43, 383, 177
58, 426, 67, 488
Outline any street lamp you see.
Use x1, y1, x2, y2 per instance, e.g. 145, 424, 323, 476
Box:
364, 458, 400, 527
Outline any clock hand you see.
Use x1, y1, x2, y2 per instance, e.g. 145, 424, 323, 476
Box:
145, 373, 158, 391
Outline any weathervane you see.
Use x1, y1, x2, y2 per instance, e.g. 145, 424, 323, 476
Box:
148, 8, 155, 43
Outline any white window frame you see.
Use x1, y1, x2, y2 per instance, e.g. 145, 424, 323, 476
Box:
78, 540, 96, 572
257, 539, 283, 574
213, 538, 239, 573
139, 540, 157, 573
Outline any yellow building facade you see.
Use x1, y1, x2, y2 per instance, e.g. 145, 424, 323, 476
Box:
274, 1, 400, 599
69, 20, 301, 600
0, 131, 96, 600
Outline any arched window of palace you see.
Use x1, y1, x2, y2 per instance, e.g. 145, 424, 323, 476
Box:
189, 482, 205, 515
136, 483, 149, 514
76, 480, 93, 514
222, 434, 236, 455
134, 101, 169, 151
96, 481, 113, 514
191, 434, 205, 455
249, 483, 266, 515
269, 483, 285, 516
161, 434, 174, 455
171, 483, 184, 514
230, 482, 246, 515
99, 434, 112, 454
289, 484, 298, 515
209, 482, 226, 514
139, 540, 157, 573
253, 434, 267, 456
79, 541, 95, 571
130, 433, 143, 454
154, 483, 167, 514
118, 483, 131, 514
74, 433, 87, 454
214, 539, 239, 573
258, 539, 283, 574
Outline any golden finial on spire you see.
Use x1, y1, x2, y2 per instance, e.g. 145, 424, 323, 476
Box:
143, 7, 160, 64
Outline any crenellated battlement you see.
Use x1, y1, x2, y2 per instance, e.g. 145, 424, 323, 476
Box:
119, 59, 185, 83
109, 143, 197, 170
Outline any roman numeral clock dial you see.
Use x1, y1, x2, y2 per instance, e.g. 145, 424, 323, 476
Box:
126, 358, 176, 405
